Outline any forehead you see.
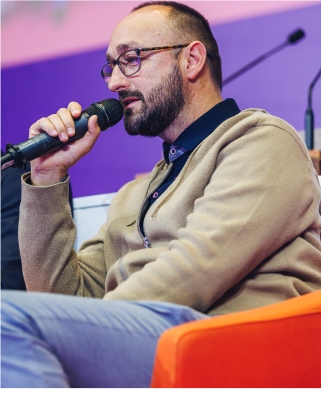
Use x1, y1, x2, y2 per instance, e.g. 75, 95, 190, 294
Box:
106, 7, 170, 60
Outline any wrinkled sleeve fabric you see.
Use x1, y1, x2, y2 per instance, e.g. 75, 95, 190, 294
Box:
19, 174, 106, 298
104, 123, 319, 311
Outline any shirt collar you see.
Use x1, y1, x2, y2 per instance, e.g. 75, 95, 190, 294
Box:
163, 98, 240, 164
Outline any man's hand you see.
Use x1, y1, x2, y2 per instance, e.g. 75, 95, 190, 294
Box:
29, 102, 101, 186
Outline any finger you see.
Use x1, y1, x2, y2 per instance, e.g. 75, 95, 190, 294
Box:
57, 107, 76, 137
67, 102, 82, 118
29, 117, 57, 139
47, 113, 69, 142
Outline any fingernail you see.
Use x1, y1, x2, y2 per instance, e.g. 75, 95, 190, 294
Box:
73, 109, 80, 116
61, 132, 68, 141
51, 130, 58, 137
67, 127, 74, 136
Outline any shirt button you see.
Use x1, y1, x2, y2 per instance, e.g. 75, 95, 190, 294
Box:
153, 192, 159, 199
170, 148, 176, 156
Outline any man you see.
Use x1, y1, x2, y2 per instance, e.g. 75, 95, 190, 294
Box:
1, 156, 29, 290
2, 1, 321, 388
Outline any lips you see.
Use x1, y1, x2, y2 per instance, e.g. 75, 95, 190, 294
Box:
122, 97, 141, 109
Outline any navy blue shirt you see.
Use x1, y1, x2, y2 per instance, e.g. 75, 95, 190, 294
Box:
149, 98, 240, 206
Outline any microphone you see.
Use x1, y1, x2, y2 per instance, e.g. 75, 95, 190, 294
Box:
222, 29, 305, 86
305, 66, 321, 150
1, 98, 123, 171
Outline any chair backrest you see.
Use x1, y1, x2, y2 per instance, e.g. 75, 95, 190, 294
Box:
73, 193, 116, 251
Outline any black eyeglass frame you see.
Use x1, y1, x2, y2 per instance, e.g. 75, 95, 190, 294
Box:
101, 44, 214, 82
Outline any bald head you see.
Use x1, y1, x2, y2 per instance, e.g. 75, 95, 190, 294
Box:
128, 4, 180, 42
131, 1, 222, 90
111, 5, 171, 49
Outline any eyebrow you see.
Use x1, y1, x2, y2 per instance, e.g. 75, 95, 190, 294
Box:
106, 41, 143, 62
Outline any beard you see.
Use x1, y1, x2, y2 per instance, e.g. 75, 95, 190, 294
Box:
119, 63, 185, 138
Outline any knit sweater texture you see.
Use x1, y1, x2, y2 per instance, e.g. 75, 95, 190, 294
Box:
19, 108, 321, 315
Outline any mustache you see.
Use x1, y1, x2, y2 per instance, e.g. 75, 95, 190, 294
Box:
118, 90, 145, 103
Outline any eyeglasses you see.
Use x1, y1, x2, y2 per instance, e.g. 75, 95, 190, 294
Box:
101, 44, 214, 85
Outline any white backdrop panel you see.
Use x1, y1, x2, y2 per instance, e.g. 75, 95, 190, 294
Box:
73, 193, 116, 252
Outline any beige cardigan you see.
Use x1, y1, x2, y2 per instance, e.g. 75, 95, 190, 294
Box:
19, 108, 321, 315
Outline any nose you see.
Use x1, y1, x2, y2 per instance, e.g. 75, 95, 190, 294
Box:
108, 64, 131, 92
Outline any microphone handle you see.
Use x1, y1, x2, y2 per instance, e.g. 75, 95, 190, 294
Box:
2, 113, 90, 170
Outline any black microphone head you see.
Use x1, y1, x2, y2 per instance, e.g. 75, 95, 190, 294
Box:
288, 29, 305, 44
84, 98, 124, 131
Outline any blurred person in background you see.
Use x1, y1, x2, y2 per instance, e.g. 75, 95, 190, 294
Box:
1, 151, 29, 290
2, 1, 321, 388
1, 151, 73, 291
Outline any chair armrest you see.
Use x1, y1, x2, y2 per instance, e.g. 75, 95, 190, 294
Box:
151, 290, 321, 388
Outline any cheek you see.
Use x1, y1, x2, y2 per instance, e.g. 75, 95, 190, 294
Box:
132, 78, 156, 99
147, 52, 172, 76
131, 58, 172, 97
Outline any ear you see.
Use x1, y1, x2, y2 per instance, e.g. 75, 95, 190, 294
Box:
182, 41, 207, 81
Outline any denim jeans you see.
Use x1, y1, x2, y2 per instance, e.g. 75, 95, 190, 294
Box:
1, 290, 208, 388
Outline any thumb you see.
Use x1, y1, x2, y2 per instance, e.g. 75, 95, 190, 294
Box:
77, 115, 101, 155
83, 114, 101, 143
87, 115, 101, 136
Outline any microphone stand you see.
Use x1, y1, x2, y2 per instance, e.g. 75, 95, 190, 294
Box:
222, 29, 305, 87
305, 67, 321, 150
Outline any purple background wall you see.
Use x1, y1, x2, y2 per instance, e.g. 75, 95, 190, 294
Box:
2, 4, 321, 197
218, 4, 321, 131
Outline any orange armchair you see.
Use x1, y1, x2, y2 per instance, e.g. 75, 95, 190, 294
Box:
151, 290, 321, 388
